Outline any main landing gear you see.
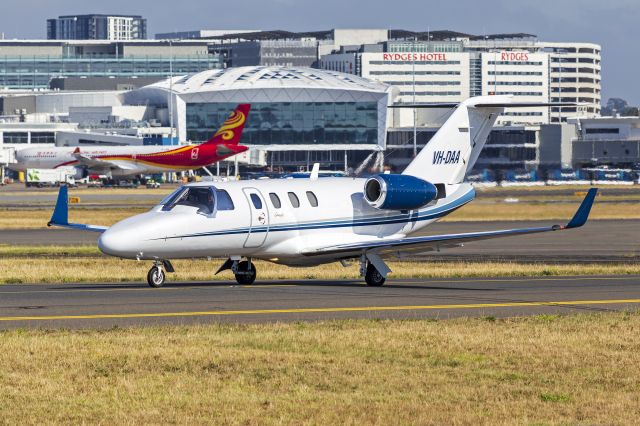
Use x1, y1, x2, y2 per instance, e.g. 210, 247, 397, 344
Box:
146, 260, 174, 288
364, 263, 386, 287
360, 254, 389, 287
234, 260, 257, 285
215, 258, 257, 285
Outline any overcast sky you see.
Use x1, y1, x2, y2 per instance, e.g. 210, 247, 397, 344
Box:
2, 0, 638, 104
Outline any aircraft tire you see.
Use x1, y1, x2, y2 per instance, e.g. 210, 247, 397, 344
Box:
234, 261, 256, 285
147, 266, 166, 288
365, 263, 386, 287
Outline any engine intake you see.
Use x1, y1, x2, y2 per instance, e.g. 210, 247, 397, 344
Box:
364, 174, 438, 210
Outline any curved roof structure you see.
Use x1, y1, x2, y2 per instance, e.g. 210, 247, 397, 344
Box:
147, 66, 391, 94
126, 66, 396, 148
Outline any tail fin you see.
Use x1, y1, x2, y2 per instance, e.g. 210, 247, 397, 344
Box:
203, 104, 251, 146
402, 95, 510, 184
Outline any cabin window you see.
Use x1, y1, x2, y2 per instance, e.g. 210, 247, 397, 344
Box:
216, 189, 234, 210
288, 192, 300, 208
250, 193, 263, 209
164, 187, 214, 214
269, 193, 281, 209
306, 191, 319, 207
159, 186, 187, 207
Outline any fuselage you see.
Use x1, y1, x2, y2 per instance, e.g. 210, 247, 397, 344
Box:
12, 143, 247, 176
98, 178, 475, 266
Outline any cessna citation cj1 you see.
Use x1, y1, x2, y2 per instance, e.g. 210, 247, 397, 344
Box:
12, 104, 251, 177
48, 95, 598, 288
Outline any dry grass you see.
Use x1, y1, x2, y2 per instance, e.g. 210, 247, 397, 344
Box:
443, 201, 640, 221
0, 208, 148, 229
477, 184, 639, 193
2, 313, 640, 424
0, 187, 177, 196
0, 256, 638, 284
0, 200, 638, 230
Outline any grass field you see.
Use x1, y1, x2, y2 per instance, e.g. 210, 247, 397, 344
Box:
0, 249, 638, 284
0, 200, 638, 229
2, 313, 640, 424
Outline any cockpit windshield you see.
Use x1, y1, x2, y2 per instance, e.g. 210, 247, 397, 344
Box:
161, 186, 215, 214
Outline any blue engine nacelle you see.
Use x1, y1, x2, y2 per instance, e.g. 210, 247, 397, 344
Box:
364, 174, 438, 210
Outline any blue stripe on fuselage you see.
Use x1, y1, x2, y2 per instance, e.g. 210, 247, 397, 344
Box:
160, 187, 475, 240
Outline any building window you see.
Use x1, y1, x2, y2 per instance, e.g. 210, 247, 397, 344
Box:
186, 101, 379, 145
3, 132, 28, 144
585, 128, 619, 134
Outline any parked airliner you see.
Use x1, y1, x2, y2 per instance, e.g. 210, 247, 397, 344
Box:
12, 104, 251, 177
48, 95, 597, 287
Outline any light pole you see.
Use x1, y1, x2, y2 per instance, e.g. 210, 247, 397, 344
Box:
412, 35, 417, 157
168, 40, 174, 144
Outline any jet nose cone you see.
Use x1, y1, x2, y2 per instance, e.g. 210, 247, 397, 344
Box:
98, 228, 137, 258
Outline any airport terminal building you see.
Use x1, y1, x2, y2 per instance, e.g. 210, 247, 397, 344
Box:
124, 66, 395, 168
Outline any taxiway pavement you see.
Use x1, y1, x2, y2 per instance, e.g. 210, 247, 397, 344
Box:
0, 275, 638, 329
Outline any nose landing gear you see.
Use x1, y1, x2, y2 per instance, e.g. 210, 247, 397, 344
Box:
146, 260, 174, 288
147, 265, 166, 288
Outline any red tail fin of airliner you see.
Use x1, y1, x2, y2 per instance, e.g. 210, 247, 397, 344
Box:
202, 104, 251, 146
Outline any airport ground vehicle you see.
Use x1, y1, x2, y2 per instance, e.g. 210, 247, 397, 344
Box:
26, 168, 76, 188
48, 96, 597, 287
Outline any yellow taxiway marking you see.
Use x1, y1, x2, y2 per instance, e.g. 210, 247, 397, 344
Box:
1, 299, 640, 322
392, 276, 640, 285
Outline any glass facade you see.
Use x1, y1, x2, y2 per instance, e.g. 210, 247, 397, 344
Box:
0, 56, 221, 89
186, 102, 379, 145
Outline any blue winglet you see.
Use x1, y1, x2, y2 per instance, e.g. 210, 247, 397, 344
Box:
566, 188, 598, 229
48, 185, 69, 227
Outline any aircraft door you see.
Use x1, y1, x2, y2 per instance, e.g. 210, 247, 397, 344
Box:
243, 188, 269, 248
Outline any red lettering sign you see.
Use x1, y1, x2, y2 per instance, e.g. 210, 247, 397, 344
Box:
383, 52, 447, 62
500, 52, 529, 61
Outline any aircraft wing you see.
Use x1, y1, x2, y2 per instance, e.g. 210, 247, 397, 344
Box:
303, 189, 598, 257
71, 151, 115, 168
48, 186, 108, 233
71, 151, 139, 171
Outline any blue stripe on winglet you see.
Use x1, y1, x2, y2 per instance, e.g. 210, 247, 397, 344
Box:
48, 185, 69, 226
566, 188, 598, 229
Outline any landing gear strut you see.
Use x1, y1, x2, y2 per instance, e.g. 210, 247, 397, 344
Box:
365, 263, 386, 287
146, 260, 174, 288
234, 260, 257, 285
147, 263, 166, 288
360, 254, 387, 287
215, 258, 258, 285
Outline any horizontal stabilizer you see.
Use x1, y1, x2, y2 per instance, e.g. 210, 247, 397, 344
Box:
48, 185, 108, 233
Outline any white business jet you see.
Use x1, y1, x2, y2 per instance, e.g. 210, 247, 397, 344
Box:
48, 95, 597, 287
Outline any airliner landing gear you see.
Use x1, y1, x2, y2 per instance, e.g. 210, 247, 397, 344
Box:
234, 260, 257, 285
365, 263, 386, 287
147, 264, 166, 288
